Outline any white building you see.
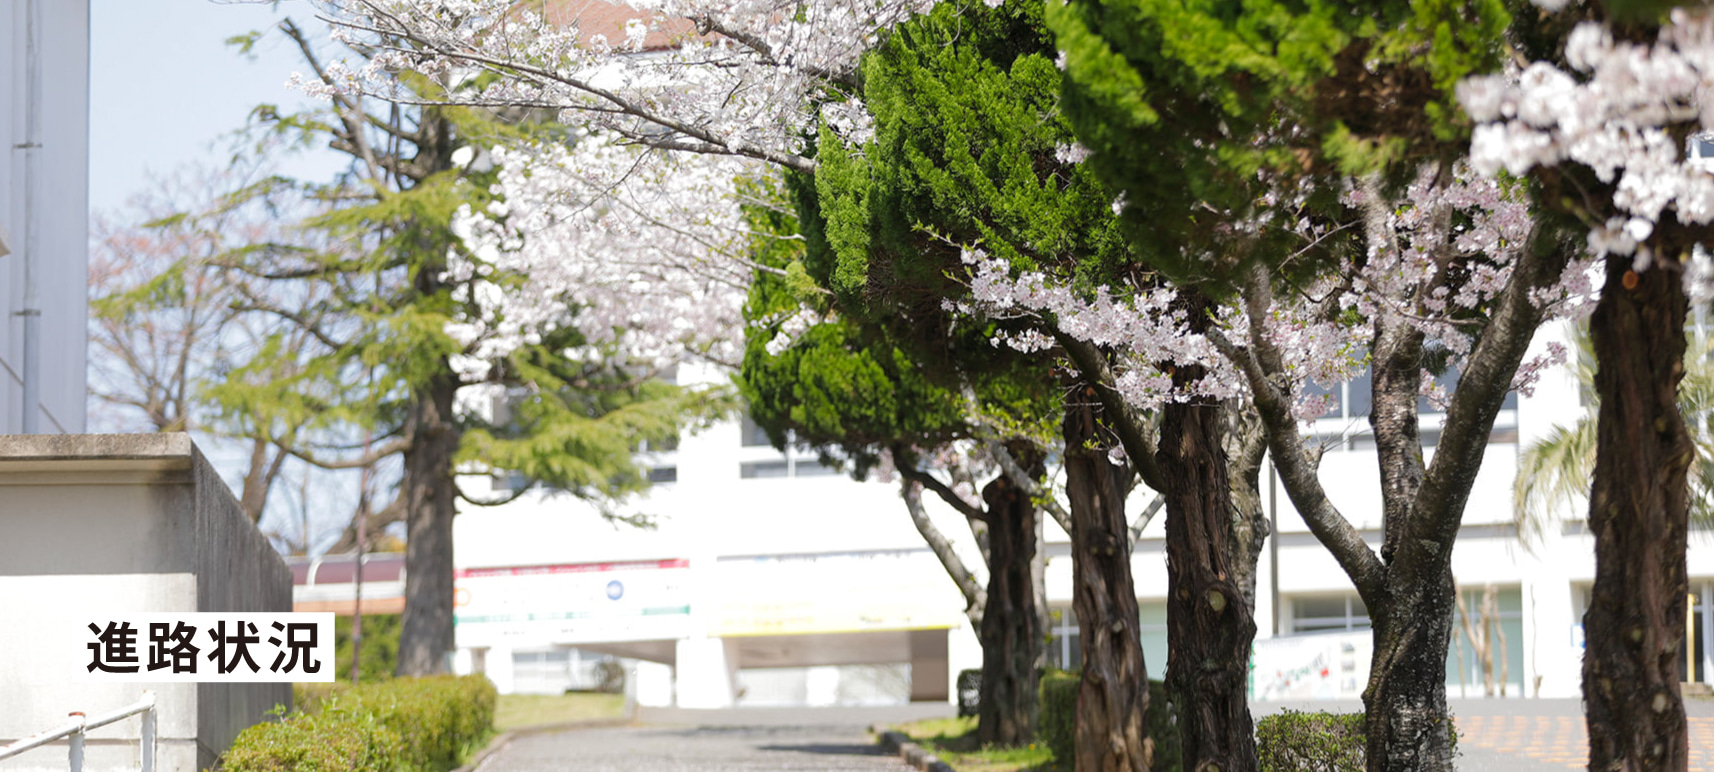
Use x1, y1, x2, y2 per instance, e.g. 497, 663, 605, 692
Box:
1, 0, 90, 435
449, 321, 1708, 705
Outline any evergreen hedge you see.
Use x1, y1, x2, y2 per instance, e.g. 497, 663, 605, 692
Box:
1038, 670, 1180, 772
223, 675, 496, 772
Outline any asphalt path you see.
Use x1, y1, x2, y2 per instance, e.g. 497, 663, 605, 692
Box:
475, 700, 1714, 771
473, 706, 950, 772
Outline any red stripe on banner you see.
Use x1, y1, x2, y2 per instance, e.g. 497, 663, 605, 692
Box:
455, 558, 688, 579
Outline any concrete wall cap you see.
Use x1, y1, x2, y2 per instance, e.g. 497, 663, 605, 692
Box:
0, 433, 194, 470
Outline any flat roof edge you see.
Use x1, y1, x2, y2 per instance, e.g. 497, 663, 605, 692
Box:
0, 433, 195, 466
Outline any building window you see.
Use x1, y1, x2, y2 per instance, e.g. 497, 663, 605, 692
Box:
648, 466, 678, 483
1139, 601, 1168, 675
1047, 607, 1081, 671
1305, 364, 1518, 451
740, 460, 791, 479
1290, 594, 1371, 633
1577, 582, 1712, 686
1047, 603, 1169, 674
740, 411, 774, 447
1448, 586, 1525, 697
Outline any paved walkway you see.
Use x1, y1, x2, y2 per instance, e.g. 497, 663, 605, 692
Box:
474, 706, 951, 772
479, 700, 1714, 771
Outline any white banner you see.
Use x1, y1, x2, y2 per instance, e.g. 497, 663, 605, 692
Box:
454, 559, 693, 648
74, 613, 335, 682
1250, 630, 1371, 700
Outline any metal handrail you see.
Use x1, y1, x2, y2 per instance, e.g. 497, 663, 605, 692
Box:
0, 691, 156, 771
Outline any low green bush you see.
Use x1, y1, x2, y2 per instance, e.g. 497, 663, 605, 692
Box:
1255, 711, 1457, 772
1038, 670, 1180, 772
224, 675, 497, 772
1038, 670, 1079, 764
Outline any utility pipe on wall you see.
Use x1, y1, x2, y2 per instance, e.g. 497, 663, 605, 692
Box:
18, 0, 43, 433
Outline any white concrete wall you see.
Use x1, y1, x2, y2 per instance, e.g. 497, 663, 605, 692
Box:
0, 435, 291, 772
0, 0, 89, 434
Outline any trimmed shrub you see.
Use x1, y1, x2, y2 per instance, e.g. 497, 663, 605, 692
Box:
1255, 711, 1457, 772
1038, 670, 1079, 763
224, 675, 497, 772
956, 669, 982, 718
1038, 671, 1181, 772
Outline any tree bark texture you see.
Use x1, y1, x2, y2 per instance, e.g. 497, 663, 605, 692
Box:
1161, 356, 1258, 772
1223, 405, 1269, 613
395, 369, 461, 676
976, 450, 1044, 747
1064, 389, 1150, 772
1362, 569, 1457, 772
1583, 253, 1690, 772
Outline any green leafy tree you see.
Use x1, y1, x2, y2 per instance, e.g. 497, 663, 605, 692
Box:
1043, 2, 1588, 771
804, 3, 1270, 766
206, 20, 722, 676
740, 181, 1062, 746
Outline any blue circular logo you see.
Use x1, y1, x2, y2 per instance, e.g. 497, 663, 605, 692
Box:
605, 580, 624, 600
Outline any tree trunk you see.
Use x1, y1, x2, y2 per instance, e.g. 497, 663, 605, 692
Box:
395, 369, 461, 677
1063, 388, 1150, 772
1584, 253, 1690, 772
1224, 404, 1269, 613
976, 445, 1044, 747
1161, 349, 1258, 772
1362, 569, 1457, 772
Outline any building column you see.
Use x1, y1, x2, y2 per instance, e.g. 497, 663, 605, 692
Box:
675, 637, 740, 708
484, 645, 517, 695
635, 659, 676, 707
908, 629, 950, 702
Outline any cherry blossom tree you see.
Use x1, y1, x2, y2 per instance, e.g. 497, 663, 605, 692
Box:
1459, 5, 1714, 768
208, 16, 728, 677
306, 0, 928, 168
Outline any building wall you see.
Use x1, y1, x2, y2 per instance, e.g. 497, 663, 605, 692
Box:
0, 434, 292, 772
453, 322, 1703, 704
0, 0, 90, 434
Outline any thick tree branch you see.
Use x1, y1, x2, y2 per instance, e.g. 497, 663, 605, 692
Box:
988, 439, 1073, 536
903, 477, 987, 625
284, 435, 413, 471
897, 461, 987, 522
1049, 329, 1166, 492
1128, 493, 1165, 543
1409, 219, 1563, 574
1213, 266, 1385, 600
327, 11, 819, 173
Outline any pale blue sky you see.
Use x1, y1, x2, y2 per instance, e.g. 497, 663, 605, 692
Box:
89, 1, 362, 552
90, 0, 346, 214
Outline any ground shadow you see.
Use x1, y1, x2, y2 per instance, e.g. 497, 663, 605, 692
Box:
755, 742, 889, 757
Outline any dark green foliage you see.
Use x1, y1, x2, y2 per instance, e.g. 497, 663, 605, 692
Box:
1038, 670, 1080, 764
957, 669, 982, 718
818, 0, 1130, 307
740, 175, 1054, 474
1047, 0, 1511, 291
1254, 711, 1457, 772
335, 614, 401, 684
225, 675, 496, 772
1038, 671, 1181, 772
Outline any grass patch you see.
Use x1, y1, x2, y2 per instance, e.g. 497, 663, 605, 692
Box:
890, 715, 1063, 772
494, 692, 626, 732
